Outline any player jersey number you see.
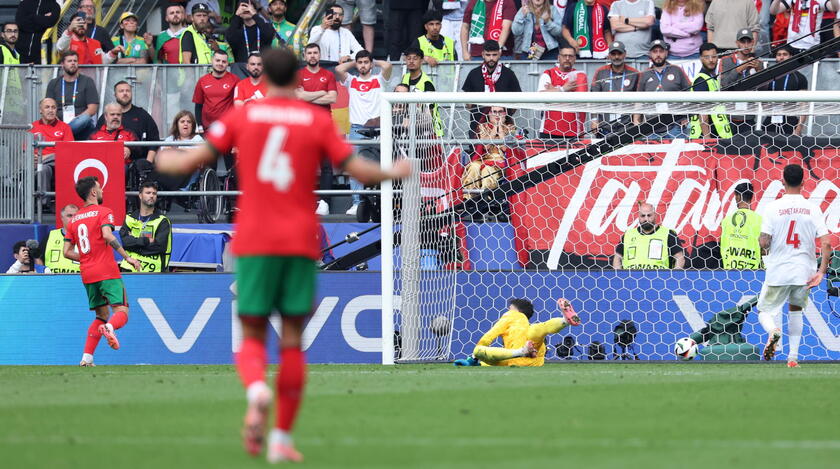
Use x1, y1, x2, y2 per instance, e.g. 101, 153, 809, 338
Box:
77, 224, 90, 254
785, 220, 801, 249
258, 126, 294, 191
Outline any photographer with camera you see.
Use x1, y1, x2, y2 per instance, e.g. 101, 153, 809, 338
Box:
309, 4, 363, 63
6, 240, 50, 274
227, 0, 275, 63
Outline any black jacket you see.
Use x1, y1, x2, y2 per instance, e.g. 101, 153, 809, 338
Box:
15, 0, 61, 64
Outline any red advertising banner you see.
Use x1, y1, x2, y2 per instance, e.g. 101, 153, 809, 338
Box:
506, 139, 840, 268
54, 142, 126, 228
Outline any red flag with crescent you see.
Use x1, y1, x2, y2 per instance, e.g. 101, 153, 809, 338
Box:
55, 142, 126, 228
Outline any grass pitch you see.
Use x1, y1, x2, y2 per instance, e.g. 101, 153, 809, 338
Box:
2, 364, 839, 469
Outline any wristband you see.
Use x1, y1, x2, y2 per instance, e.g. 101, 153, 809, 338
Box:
624, 17, 629, 25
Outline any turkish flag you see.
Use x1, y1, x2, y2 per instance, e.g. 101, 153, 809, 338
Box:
55, 142, 126, 228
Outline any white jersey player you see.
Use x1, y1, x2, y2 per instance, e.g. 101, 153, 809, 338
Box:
757, 164, 831, 367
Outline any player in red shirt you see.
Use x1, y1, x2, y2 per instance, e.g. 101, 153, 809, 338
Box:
63, 177, 141, 367
234, 52, 268, 107
192, 49, 239, 130
156, 47, 410, 463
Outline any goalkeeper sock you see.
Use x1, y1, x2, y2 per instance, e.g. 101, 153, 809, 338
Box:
108, 311, 128, 330
758, 311, 779, 334
473, 345, 528, 363
528, 318, 566, 341
276, 347, 306, 432
788, 310, 803, 362
83, 318, 106, 355
236, 337, 267, 388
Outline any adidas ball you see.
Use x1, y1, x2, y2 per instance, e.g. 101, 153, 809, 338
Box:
430, 316, 451, 336
674, 338, 698, 360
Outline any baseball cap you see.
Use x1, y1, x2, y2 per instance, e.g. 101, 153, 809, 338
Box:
649, 39, 670, 51
269, 0, 286, 4
191, 2, 211, 14
119, 12, 138, 23
736, 28, 753, 41
609, 41, 626, 54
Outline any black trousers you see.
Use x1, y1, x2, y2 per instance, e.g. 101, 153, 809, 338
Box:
387, 8, 425, 60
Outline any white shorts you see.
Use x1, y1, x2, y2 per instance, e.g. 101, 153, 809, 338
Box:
757, 284, 810, 314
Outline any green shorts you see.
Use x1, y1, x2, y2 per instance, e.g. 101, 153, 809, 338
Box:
84, 278, 127, 310
236, 256, 315, 317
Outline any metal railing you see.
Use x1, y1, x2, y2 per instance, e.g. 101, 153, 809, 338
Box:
0, 125, 34, 223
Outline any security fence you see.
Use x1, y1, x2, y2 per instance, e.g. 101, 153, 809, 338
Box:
0, 125, 34, 223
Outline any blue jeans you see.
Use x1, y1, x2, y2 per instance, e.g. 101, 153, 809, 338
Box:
648, 123, 687, 140
348, 124, 371, 205
69, 113, 96, 140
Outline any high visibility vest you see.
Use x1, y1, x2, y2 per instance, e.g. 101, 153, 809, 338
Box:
1, 43, 20, 64
621, 225, 673, 270
180, 25, 213, 64
118, 213, 172, 272
689, 72, 733, 139
417, 35, 455, 61
44, 228, 80, 273
400, 72, 444, 137
720, 208, 763, 269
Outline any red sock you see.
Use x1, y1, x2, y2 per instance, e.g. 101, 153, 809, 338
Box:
235, 337, 267, 388
276, 347, 306, 432
83, 318, 106, 355
108, 310, 128, 330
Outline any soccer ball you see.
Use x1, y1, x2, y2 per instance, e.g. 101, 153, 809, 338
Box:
430, 315, 451, 336
674, 338, 698, 360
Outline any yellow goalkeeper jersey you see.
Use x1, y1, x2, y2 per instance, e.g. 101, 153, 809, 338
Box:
477, 310, 547, 366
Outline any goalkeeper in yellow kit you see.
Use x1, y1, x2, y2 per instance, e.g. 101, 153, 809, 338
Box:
454, 298, 582, 366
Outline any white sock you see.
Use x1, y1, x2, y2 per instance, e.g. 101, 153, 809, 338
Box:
788, 310, 803, 361
758, 311, 779, 335
269, 428, 292, 446
246, 381, 271, 404
81, 353, 94, 364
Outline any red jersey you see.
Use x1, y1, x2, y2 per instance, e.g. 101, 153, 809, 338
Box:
64, 204, 122, 284
90, 125, 137, 163
205, 97, 352, 258
69, 36, 105, 64
193, 72, 239, 127
30, 119, 74, 156
539, 67, 588, 136
298, 67, 338, 111
234, 77, 268, 105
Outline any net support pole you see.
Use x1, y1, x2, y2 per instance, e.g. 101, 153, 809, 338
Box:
380, 98, 395, 365
400, 103, 422, 360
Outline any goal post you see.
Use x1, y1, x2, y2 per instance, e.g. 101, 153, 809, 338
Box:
380, 91, 840, 364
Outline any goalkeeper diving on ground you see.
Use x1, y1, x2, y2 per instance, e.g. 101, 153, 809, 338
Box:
454, 298, 581, 366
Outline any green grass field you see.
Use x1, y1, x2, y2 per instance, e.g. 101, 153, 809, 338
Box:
3, 364, 839, 468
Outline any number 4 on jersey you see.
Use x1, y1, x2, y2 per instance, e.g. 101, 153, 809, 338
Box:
786, 220, 801, 249
258, 126, 294, 191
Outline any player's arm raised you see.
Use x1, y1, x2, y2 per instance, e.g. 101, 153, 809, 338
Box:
343, 156, 412, 186
102, 225, 142, 272
155, 143, 217, 176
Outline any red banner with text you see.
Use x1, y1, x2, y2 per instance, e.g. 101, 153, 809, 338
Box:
55, 142, 126, 228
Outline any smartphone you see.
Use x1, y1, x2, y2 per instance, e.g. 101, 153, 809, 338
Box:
77, 11, 87, 20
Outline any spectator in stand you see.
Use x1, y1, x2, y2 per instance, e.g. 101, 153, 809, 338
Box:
762, 45, 809, 135
561, 0, 612, 59
608, 0, 655, 58
437, 0, 470, 57
537, 46, 588, 140
15, 0, 60, 63
389, 0, 427, 60
45, 50, 99, 140
719, 29, 764, 134
462, 106, 516, 198
111, 12, 153, 64
227, 0, 276, 63
90, 103, 138, 164
635, 39, 691, 139
334, 50, 393, 216
461, 40, 522, 135
68, 0, 115, 54
705, 0, 759, 52
268, 0, 296, 47
337, 0, 376, 52
513, 0, 565, 60
770, 0, 838, 53
411, 10, 459, 65
182, 3, 233, 64
155, 3, 188, 64
163, 111, 204, 190
613, 202, 685, 269
589, 41, 640, 135
688, 42, 733, 139
0, 23, 20, 64
296, 43, 338, 216
462, 0, 518, 60
186, 0, 223, 24
234, 52, 267, 106
659, 0, 705, 59
30, 98, 74, 191
97, 81, 160, 165
193, 50, 239, 130
57, 11, 122, 64
309, 4, 363, 63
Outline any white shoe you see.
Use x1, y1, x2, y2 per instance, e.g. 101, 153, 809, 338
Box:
315, 199, 329, 216
345, 204, 358, 216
